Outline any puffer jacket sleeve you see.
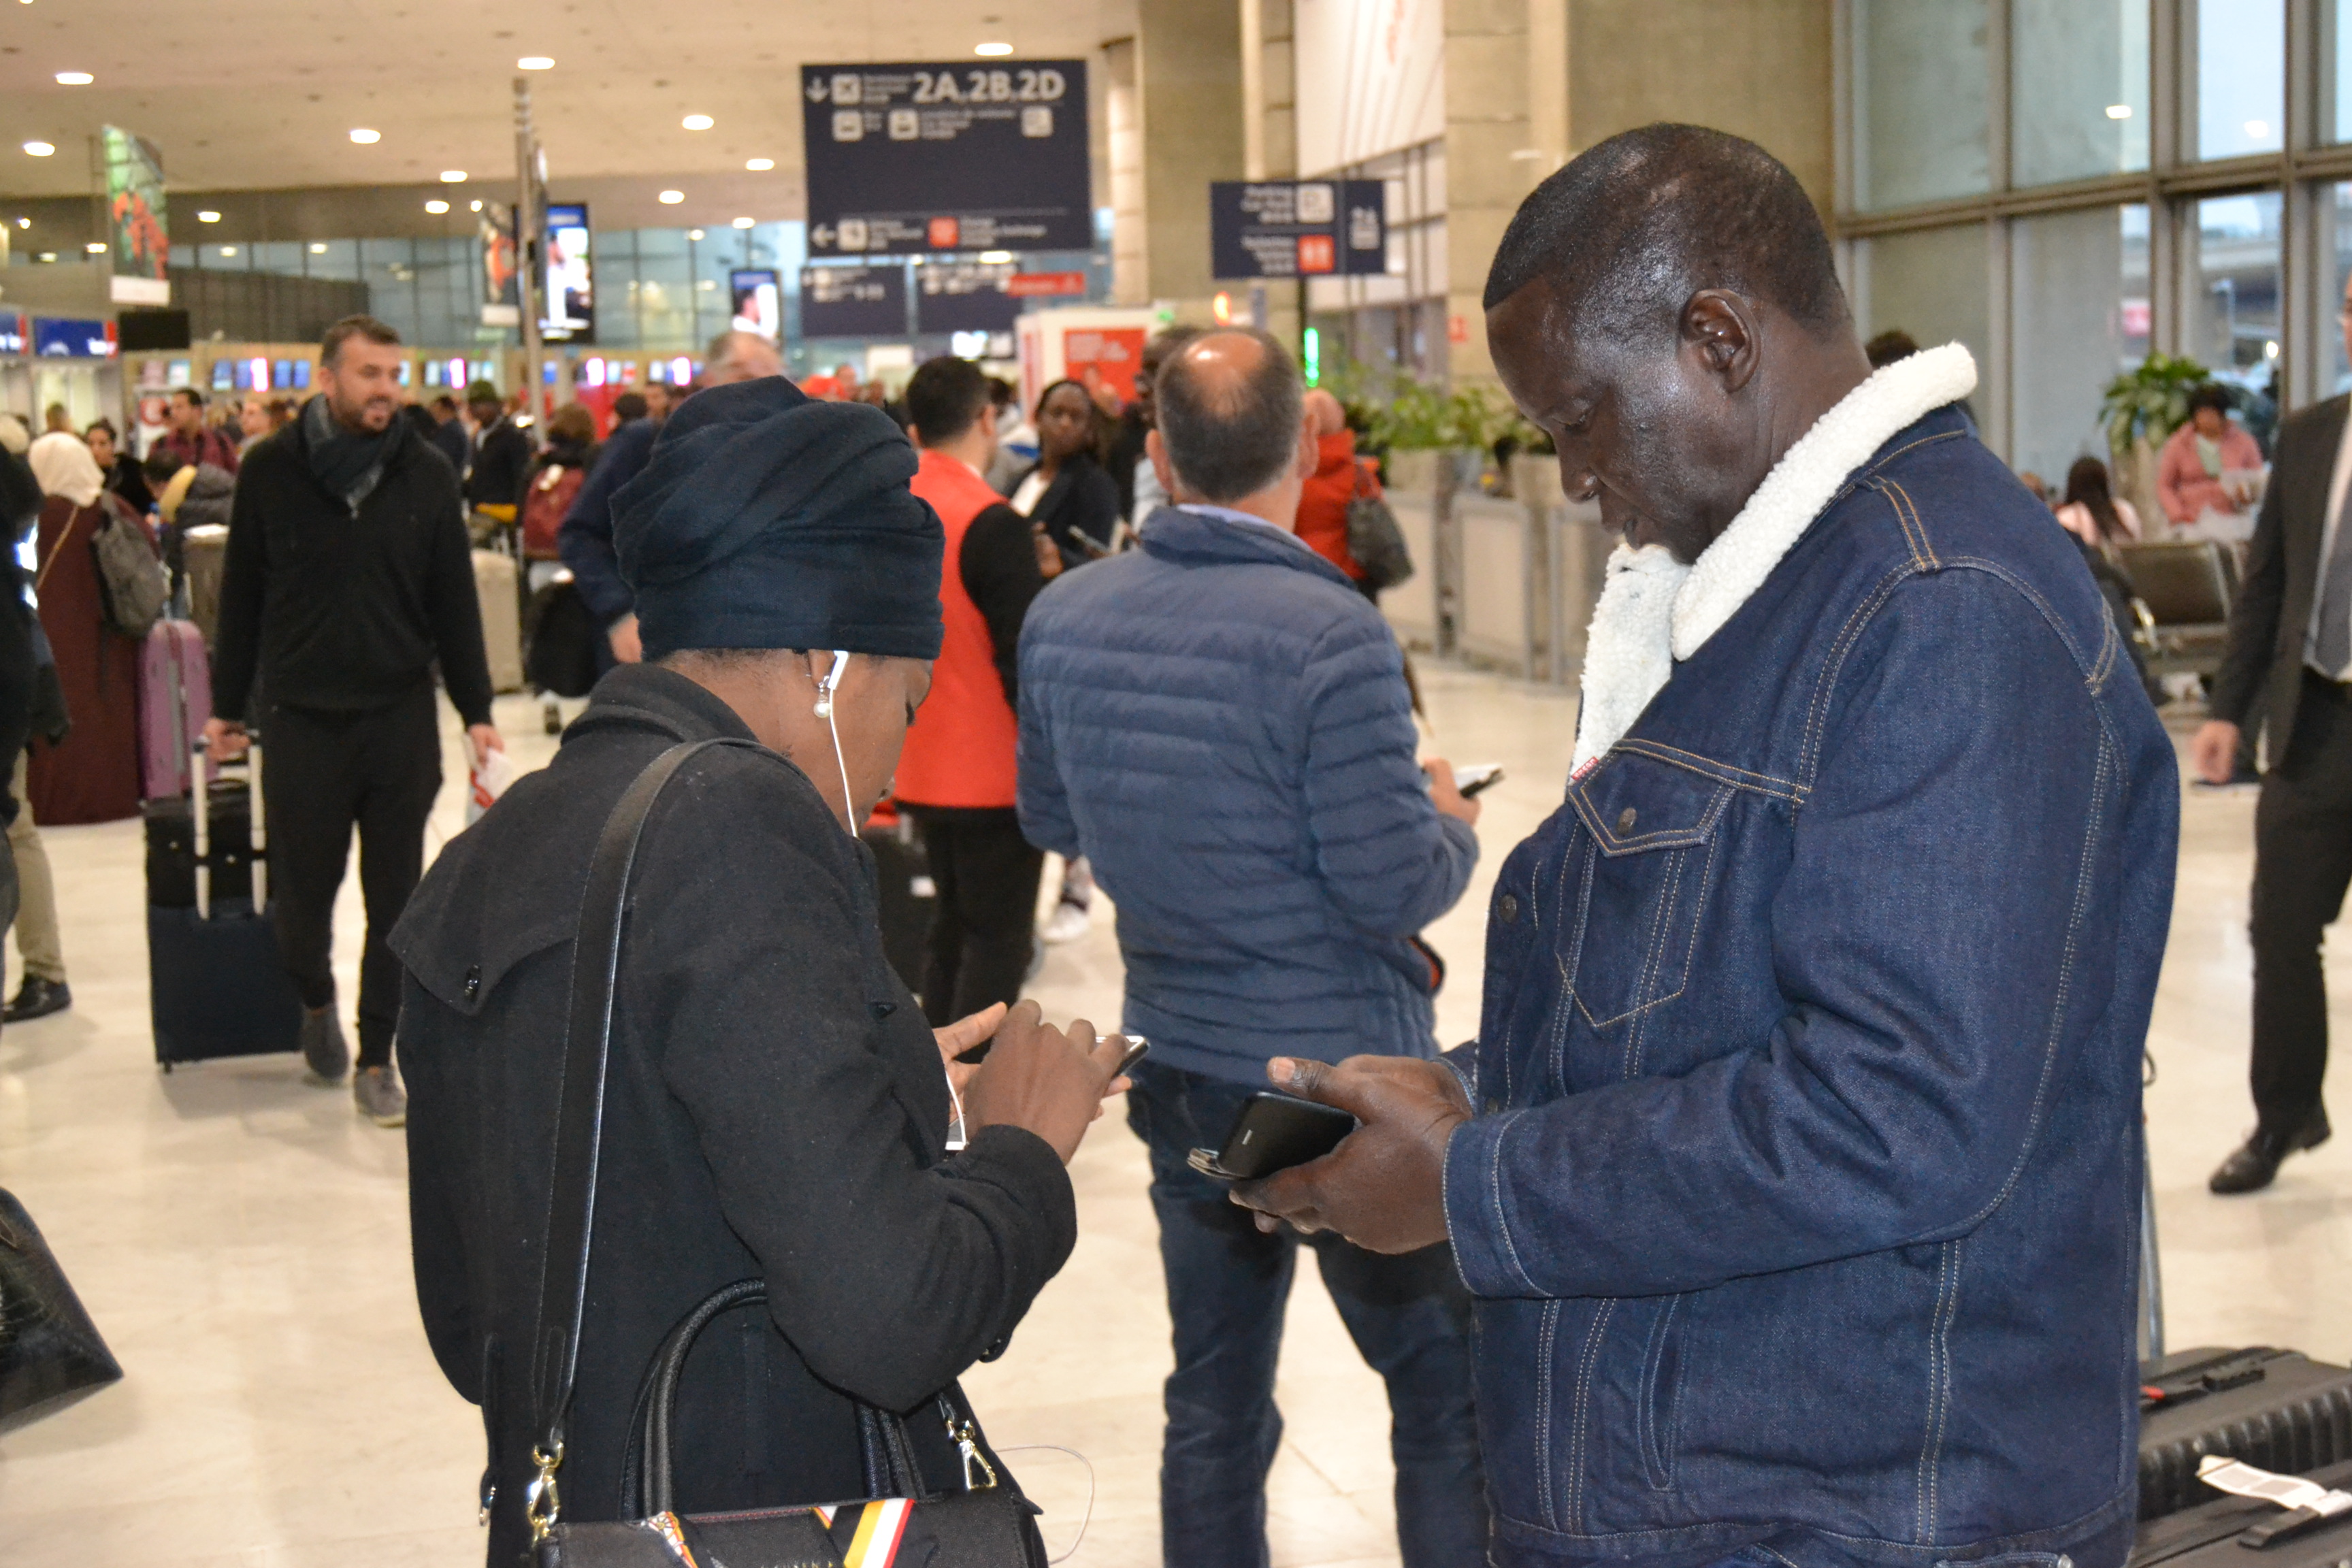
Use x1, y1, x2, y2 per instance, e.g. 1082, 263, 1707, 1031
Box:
1015, 614, 1080, 858
1298, 614, 1477, 935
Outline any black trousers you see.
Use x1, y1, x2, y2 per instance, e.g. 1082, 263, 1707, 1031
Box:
263, 685, 442, 1068
901, 806, 1043, 1027
2250, 670, 2352, 1133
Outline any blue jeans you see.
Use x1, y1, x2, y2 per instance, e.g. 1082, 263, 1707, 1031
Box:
1125, 1060, 1488, 1568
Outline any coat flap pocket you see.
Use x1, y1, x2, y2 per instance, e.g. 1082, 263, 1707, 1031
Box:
1569, 753, 1729, 856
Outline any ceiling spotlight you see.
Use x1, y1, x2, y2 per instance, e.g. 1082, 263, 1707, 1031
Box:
350, 127, 381, 144
14, 217, 27, 228
681, 114, 714, 131
745, 157, 774, 172
732, 216, 755, 229
469, 199, 483, 212
975, 42, 1014, 56
425, 199, 451, 214
440, 169, 468, 183
309, 242, 327, 253
687, 227, 705, 241
54, 71, 93, 85
196, 209, 221, 223
658, 189, 685, 204
85, 241, 106, 253
22, 141, 56, 157
517, 55, 555, 70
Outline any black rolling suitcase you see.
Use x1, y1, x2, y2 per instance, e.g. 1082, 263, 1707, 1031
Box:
2132, 1457, 2352, 1568
2140, 1348, 2352, 1519
861, 802, 935, 1004
144, 740, 304, 1066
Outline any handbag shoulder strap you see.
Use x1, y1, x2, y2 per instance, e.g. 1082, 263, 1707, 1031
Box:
526, 737, 761, 1497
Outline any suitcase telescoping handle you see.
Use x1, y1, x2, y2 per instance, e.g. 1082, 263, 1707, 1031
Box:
189, 734, 266, 920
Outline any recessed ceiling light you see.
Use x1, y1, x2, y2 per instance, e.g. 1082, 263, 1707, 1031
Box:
85, 241, 106, 253
687, 227, 705, 241
425, 199, 451, 214
440, 169, 468, 183
732, 216, 755, 229
54, 71, 93, 85
22, 141, 55, 157
14, 217, 27, 228
197, 209, 221, 223
517, 56, 555, 70
350, 128, 381, 144
470, 199, 483, 212
745, 157, 774, 172
975, 41, 1014, 56
681, 114, 714, 131
658, 189, 685, 204
309, 242, 327, 253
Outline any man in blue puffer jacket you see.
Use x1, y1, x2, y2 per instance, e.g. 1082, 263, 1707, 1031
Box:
1018, 327, 1488, 1568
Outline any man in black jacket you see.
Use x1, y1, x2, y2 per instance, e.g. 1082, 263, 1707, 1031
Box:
2193, 267, 2352, 1193
461, 380, 532, 520
208, 315, 502, 1128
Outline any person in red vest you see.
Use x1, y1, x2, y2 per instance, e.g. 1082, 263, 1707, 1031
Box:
1294, 388, 1377, 595
894, 357, 1054, 1023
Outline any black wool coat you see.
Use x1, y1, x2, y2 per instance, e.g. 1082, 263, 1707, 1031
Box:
389, 665, 1077, 1564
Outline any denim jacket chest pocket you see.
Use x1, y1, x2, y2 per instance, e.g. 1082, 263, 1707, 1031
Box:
1558, 753, 1733, 1056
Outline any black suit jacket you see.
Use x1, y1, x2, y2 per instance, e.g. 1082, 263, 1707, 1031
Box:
2212, 393, 2351, 757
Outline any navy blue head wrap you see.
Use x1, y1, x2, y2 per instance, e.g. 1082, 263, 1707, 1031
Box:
612, 377, 943, 662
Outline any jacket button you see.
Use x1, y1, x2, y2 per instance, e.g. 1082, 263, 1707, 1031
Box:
1616, 806, 1638, 835
463, 964, 481, 1000
1497, 892, 1520, 924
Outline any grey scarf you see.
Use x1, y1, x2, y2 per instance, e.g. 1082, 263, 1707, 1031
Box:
301, 395, 404, 511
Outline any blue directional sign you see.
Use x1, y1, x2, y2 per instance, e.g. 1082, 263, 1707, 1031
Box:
800, 264, 910, 338
1210, 180, 1388, 280
802, 61, 1092, 257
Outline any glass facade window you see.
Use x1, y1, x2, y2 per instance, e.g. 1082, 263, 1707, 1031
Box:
2187, 192, 2282, 395
2335, 0, 2352, 142
2328, 184, 2352, 392
2012, 0, 2149, 186
1852, 0, 1992, 210
2010, 205, 2149, 485
2199, 0, 2285, 160
1855, 226, 1993, 376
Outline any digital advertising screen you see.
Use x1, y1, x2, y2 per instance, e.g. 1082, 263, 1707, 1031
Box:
730, 269, 782, 340
542, 202, 593, 343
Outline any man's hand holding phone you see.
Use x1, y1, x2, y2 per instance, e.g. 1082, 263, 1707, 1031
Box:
1228, 1054, 1472, 1254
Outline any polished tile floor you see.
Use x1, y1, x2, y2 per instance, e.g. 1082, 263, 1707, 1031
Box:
0, 667, 2344, 1566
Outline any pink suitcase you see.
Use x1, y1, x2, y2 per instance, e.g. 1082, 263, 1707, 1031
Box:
140, 620, 214, 801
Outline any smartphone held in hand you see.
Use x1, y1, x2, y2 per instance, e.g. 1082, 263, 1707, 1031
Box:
1188, 1092, 1358, 1181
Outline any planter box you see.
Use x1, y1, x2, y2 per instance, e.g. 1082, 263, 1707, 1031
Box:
1376, 448, 1450, 654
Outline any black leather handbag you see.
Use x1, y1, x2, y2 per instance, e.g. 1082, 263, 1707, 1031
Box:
524, 738, 1048, 1567
0, 1186, 124, 1431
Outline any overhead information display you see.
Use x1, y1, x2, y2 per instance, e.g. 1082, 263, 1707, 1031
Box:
1209, 180, 1388, 280
802, 60, 1091, 257
800, 265, 909, 338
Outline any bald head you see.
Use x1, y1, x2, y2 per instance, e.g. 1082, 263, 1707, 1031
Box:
704, 330, 785, 386
1303, 388, 1348, 439
1484, 123, 1846, 349
1155, 328, 1305, 504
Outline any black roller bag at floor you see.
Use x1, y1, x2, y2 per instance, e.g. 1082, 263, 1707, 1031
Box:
144, 745, 304, 1066
2141, 1348, 2352, 1519
2132, 1458, 2352, 1568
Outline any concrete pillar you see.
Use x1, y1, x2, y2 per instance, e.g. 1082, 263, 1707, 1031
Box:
1445, 0, 1539, 384
1124, 0, 1248, 314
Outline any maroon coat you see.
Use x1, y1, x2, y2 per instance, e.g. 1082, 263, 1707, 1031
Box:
27, 493, 144, 824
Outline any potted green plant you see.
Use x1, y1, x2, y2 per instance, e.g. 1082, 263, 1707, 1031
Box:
2100, 355, 2212, 523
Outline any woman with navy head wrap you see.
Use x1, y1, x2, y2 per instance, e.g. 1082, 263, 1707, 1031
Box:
389, 375, 1132, 1563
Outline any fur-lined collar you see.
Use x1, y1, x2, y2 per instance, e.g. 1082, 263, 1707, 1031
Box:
1569, 343, 1978, 776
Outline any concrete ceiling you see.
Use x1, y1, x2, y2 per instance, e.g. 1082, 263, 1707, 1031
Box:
0, 0, 1134, 222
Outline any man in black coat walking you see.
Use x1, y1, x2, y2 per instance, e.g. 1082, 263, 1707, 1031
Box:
208, 315, 502, 1127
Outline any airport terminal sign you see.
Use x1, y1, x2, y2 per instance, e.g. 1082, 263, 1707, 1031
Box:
1210, 180, 1387, 279
802, 60, 1091, 257
800, 264, 909, 338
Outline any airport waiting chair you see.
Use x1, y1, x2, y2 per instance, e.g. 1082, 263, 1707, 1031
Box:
2117, 540, 2236, 681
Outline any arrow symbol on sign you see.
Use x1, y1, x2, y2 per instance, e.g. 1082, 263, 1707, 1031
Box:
806, 79, 830, 101
813, 225, 836, 247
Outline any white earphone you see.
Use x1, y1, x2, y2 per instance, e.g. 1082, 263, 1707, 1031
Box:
812, 649, 856, 836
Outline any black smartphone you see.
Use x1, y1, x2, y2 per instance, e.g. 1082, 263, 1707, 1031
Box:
1454, 763, 1505, 798
954, 1030, 1149, 1071
1186, 1092, 1358, 1181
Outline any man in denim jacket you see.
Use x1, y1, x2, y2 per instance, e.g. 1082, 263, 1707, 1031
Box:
1237, 126, 2176, 1568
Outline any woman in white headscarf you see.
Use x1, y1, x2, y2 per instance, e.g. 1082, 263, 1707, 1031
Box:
26, 430, 146, 823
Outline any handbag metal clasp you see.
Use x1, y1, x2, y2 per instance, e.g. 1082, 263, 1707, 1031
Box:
949, 1414, 998, 1492
525, 1441, 564, 1542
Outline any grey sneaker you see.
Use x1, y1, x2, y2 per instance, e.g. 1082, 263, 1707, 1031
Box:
353, 1066, 407, 1128
300, 1005, 350, 1084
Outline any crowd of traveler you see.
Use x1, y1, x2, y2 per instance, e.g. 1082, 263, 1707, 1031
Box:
0, 120, 2332, 1568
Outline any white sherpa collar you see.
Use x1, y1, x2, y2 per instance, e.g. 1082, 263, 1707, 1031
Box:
1569, 342, 1978, 777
